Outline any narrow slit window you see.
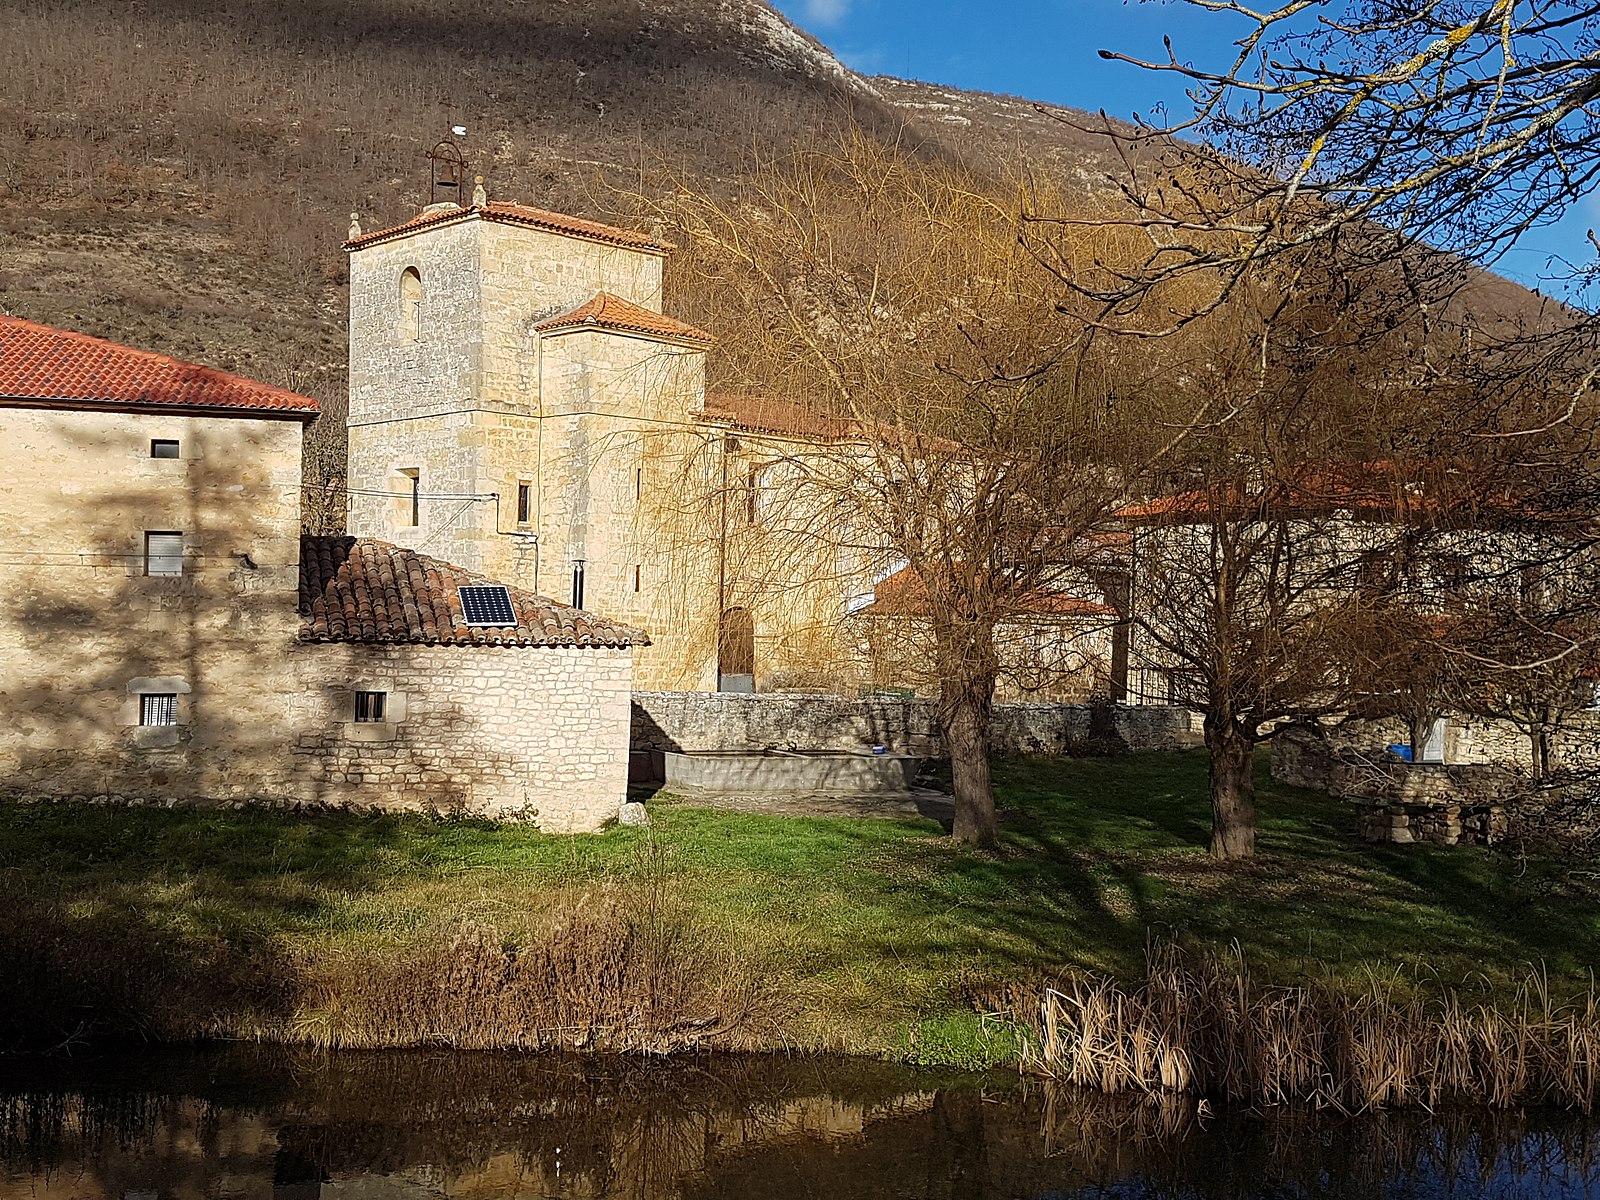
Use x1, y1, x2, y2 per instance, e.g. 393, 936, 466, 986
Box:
635, 466, 643, 502
517, 482, 531, 525
354, 691, 387, 723
150, 439, 180, 459
571, 561, 585, 611
144, 531, 184, 576
400, 469, 420, 527
140, 693, 177, 726
634, 564, 641, 593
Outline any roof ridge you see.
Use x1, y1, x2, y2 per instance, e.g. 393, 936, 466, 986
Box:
532, 289, 714, 346
343, 200, 674, 254
0, 315, 319, 415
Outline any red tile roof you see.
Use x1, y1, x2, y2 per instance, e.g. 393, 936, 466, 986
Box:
698, 392, 857, 440
299, 536, 649, 649
344, 200, 674, 254
0, 315, 319, 416
1115, 464, 1465, 524
534, 291, 714, 346
858, 565, 1116, 619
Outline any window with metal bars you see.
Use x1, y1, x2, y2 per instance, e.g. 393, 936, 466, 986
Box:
140, 693, 177, 726
354, 691, 387, 723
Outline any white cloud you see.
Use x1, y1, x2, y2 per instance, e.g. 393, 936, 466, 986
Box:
803, 0, 851, 25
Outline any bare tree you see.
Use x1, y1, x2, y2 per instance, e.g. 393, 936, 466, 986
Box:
1048, 1, 1600, 313
1117, 245, 1483, 858
636, 130, 1202, 845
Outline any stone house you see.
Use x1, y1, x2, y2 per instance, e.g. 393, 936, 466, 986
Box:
0, 314, 644, 831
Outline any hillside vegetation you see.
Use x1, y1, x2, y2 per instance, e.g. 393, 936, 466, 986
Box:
0, 0, 1125, 482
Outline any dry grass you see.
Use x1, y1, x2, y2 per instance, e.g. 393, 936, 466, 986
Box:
0, 869, 777, 1056
289, 885, 781, 1053
1021, 942, 1600, 1111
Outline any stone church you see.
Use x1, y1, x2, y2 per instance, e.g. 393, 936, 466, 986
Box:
341, 189, 1116, 700
343, 193, 720, 691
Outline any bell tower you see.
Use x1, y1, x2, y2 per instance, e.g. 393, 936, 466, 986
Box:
342, 192, 715, 687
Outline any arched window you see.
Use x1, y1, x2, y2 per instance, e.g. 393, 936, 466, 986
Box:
399, 267, 423, 341
718, 606, 755, 692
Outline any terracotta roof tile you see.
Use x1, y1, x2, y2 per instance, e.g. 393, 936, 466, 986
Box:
344, 200, 674, 253
299, 536, 650, 649
533, 291, 713, 346
0, 315, 319, 416
698, 392, 856, 440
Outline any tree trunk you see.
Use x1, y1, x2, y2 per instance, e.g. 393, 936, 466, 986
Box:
945, 688, 997, 846
1204, 714, 1256, 860
934, 619, 1000, 847
1531, 723, 1554, 781
1408, 711, 1437, 763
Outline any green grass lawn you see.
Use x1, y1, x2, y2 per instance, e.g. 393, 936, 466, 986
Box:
3, 750, 1596, 1058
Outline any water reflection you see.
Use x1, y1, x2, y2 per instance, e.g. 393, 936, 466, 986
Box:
1, 1047, 1596, 1198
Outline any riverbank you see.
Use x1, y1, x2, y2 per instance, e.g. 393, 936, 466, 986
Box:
3, 751, 1597, 1077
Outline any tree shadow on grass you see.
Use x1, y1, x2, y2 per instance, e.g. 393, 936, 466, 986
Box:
0, 801, 510, 1051
820, 750, 1600, 993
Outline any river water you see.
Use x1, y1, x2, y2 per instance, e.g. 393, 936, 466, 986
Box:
1, 1047, 1597, 1199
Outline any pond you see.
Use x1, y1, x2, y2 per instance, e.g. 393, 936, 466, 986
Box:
2, 1047, 1597, 1199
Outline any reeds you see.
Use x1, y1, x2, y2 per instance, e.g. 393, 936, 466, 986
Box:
286, 883, 779, 1054
0, 873, 777, 1054
1020, 943, 1600, 1111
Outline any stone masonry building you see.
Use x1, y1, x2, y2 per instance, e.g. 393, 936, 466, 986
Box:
342, 193, 1118, 700
0, 314, 644, 831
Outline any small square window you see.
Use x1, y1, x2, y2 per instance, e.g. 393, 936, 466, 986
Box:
150, 439, 180, 459
145, 531, 184, 576
140, 693, 177, 726
354, 691, 387, 723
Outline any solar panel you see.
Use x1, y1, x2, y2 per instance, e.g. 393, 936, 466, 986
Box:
459, 584, 518, 627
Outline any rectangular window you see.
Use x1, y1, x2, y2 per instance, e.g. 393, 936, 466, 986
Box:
571, 561, 586, 611
517, 482, 531, 525
401, 469, 420, 527
140, 693, 177, 726
354, 691, 387, 723
144, 531, 184, 576
745, 468, 760, 524
634, 564, 641, 593
635, 467, 643, 502
150, 439, 180, 459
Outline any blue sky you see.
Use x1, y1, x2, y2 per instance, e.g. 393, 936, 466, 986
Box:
769, 0, 1591, 297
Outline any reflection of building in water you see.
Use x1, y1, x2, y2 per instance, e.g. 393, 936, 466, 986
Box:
4, 1052, 1598, 1200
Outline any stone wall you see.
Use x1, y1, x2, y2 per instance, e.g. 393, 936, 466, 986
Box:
629, 691, 1203, 760
281, 643, 634, 833
1272, 725, 1516, 846
4, 636, 635, 834
1281, 711, 1600, 774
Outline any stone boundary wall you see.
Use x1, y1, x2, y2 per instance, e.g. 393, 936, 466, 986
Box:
1272, 725, 1515, 846
1277, 712, 1600, 774
630, 692, 1203, 758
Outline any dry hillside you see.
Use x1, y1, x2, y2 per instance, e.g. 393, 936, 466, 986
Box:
0, 0, 1134, 482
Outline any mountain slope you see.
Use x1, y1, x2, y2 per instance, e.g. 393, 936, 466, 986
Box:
0, 1, 1118, 376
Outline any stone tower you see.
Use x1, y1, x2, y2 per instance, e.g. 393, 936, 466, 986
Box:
344, 197, 716, 687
